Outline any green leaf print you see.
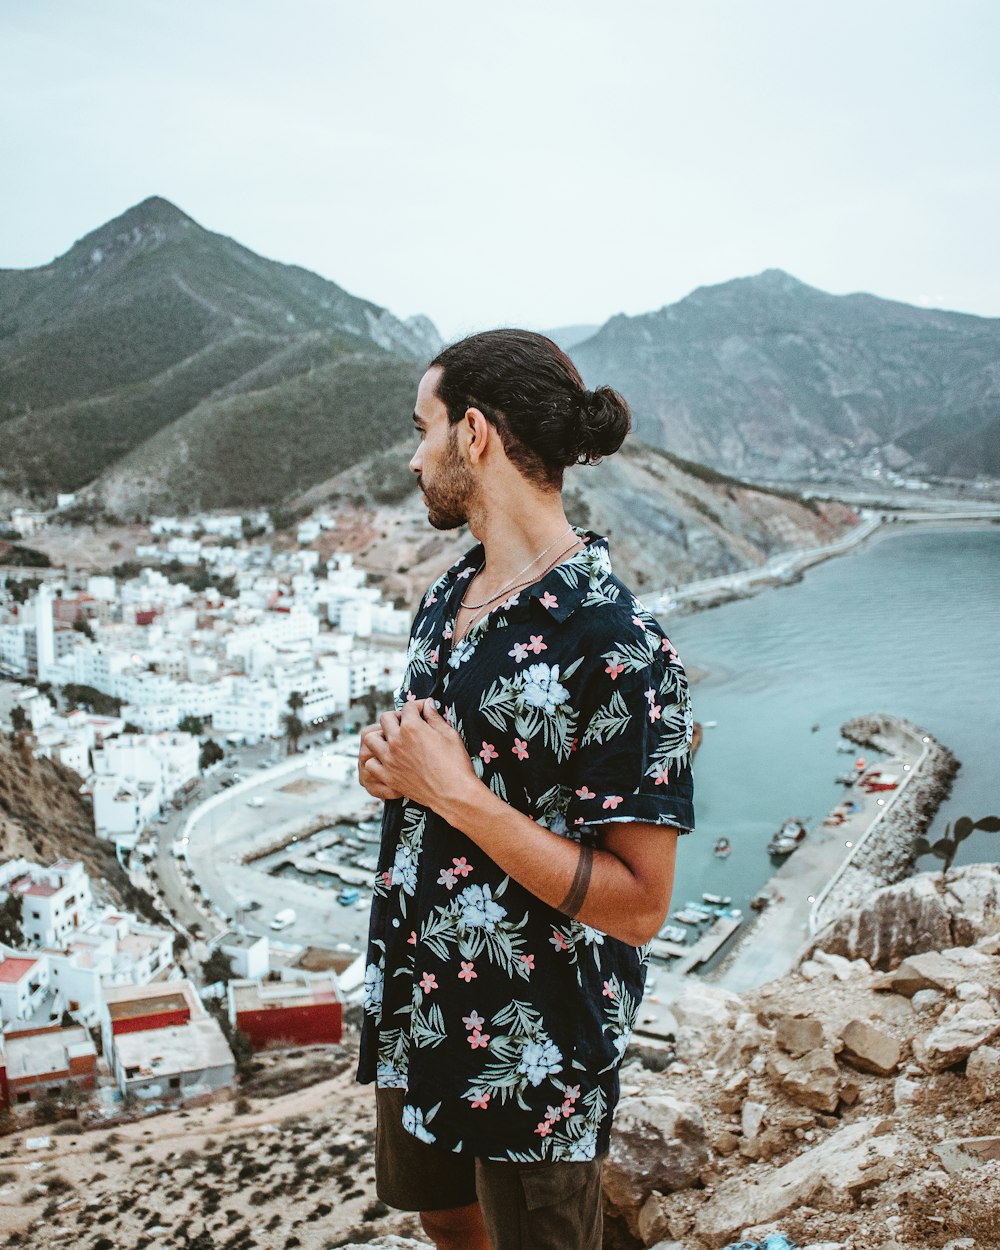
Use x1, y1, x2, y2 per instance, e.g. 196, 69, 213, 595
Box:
581, 689, 632, 746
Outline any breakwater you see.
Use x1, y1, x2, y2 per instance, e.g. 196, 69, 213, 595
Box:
808, 714, 959, 934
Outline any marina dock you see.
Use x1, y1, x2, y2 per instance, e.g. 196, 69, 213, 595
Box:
650, 912, 743, 975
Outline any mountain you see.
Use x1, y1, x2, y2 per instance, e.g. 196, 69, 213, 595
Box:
571, 270, 1000, 480
0, 197, 440, 507
545, 323, 601, 351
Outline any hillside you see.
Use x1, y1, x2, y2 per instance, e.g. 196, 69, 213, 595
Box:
0, 196, 439, 503
293, 437, 860, 606
3, 865, 997, 1249
0, 732, 153, 918
572, 270, 1000, 481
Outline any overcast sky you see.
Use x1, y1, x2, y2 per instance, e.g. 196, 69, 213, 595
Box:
3, 0, 998, 339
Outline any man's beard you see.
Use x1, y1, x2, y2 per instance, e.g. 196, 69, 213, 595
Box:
421, 430, 475, 530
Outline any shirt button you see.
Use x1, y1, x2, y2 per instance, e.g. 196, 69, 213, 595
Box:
392, 919, 400, 928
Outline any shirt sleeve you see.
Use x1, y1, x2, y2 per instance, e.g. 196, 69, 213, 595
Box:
564, 621, 695, 834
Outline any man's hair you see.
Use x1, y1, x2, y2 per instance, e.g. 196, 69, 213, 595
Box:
430, 329, 631, 489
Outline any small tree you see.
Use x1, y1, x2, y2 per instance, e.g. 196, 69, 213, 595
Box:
9, 706, 29, 735
199, 739, 224, 770
0, 895, 24, 947
282, 691, 305, 755
178, 714, 206, 735
72, 618, 95, 641
914, 815, 1000, 875
201, 947, 235, 987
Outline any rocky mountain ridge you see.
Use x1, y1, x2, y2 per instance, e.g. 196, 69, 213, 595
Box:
572, 270, 1000, 481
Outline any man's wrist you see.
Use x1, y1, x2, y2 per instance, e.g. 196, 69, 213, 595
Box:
436, 771, 493, 832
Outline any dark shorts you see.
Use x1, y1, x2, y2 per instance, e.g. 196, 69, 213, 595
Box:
374, 1088, 605, 1250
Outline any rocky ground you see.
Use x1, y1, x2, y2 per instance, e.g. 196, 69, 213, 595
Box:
2, 873, 996, 1250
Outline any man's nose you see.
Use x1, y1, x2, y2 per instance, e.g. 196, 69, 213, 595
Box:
409, 448, 421, 474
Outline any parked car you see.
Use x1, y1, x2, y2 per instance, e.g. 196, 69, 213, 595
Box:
270, 908, 296, 930
337, 887, 361, 906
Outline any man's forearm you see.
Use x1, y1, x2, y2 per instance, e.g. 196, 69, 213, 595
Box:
437, 776, 666, 946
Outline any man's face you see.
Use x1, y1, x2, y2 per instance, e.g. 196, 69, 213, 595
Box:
409, 367, 476, 531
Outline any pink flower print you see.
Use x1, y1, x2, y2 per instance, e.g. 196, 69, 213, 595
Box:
526, 634, 547, 654
564, 1084, 580, 1102
425, 591, 437, 606
644, 687, 656, 704
452, 856, 473, 877
407, 930, 417, 945
457, 566, 474, 580
438, 867, 457, 890
575, 785, 596, 800
574, 816, 585, 825
512, 738, 529, 760
479, 741, 499, 762
602, 979, 616, 999
458, 961, 477, 982
429, 647, 439, 665
443, 625, 453, 640
570, 736, 578, 753
648, 703, 662, 723
602, 795, 623, 810
463, 1010, 485, 1031
520, 953, 535, 971
405, 691, 417, 703
419, 971, 438, 993
381, 870, 392, 887
470, 1090, 490, 1110
562, 1099, 575, 1118
631, 614, 647, 631
545, 1104, 562, 1123
540, 591, 558, 609
654, 768, 670, 787
469, 1029, 490, 1049
509, 641, 529, 663
605, 659, 624, 680
534, 1119, 553, 1137
549, 928, 569, 952
500, 591, 521, 610
661, 636, 677, 657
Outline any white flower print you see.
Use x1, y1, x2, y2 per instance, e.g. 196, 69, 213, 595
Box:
376, 1063, 408, 1089
391, 844, 418, 895
522, 663, 569, 715
402, 1103, 437, 1143
458, 883, 507, 933
363, 962, 384, 1020
565, 1128, 599, 1160
517, 1039, 564, 1086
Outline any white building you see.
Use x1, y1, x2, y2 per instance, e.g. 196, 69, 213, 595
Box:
212, 679, 283, 742
219, 931, 269, 980
92, 776, 161, 840
0, 953, 50, 1025
0, 859, 93, 949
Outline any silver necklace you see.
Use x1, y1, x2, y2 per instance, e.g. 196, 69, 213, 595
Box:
460, 525, 575, 612
455, 536, 584, 640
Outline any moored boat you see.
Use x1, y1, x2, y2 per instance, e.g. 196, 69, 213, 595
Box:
767, 818, 808, 856
713, 837, 732, 858
702, 892, 732, 907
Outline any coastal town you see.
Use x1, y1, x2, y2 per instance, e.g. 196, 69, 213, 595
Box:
0, 503, 415, 1129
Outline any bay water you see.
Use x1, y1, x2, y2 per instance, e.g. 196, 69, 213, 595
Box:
660, 524, 1000, 913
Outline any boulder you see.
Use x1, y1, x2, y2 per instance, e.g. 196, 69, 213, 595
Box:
775, 1014, 825, 1057
913, 1001, 1000, 1070
603, 1094, 709, 1237
694, 1119, 899, 1243
838, 1019, 902, 1075
887, 950, 968, 997
965, 1044, 1000, 1104
779, 1048, 842, 1112
806, 864, 1000, 969
911, 988, 945, 1013
670, 985, 742, 1031
636, 1191, 671, 1246
811, 949, 857, 980
933, 1135, 1000, 1173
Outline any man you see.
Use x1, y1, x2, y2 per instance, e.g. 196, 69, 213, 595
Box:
357, 329, 694, 1250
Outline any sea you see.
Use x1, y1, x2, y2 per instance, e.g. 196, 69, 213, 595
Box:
660, 524, 1000, 913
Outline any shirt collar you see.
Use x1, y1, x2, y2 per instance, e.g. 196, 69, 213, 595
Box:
444, 530, 611, 623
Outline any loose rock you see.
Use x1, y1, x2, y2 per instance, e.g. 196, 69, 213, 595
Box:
838, 1019, 902, 1075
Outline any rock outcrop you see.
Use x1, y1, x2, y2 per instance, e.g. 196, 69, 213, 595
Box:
602, 917, 1000, 1249
808, 863, 1000, 969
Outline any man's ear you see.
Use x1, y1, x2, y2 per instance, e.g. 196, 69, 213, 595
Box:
463, 407, 493, 465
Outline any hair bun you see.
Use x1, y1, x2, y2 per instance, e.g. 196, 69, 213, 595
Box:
574, 384, 631, 464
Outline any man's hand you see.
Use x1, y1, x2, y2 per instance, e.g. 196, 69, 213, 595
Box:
363, 699, 478, 812
358, 719, 404, 801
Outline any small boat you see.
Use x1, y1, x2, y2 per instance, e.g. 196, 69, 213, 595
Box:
702, 720, 718, 728
860, 773, 900, 792
702, 892, 732, 907
836, 740, 856, 754
683, 901, 717, 917
767, 818, 808, 857
713, 837, 732, 858
673, 908, 708, 926
657, 923, 688, 944
835, 773, 858, 786
750, 891, 771, 911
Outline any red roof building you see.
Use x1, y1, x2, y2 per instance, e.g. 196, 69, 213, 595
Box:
228, 971, 342, 1050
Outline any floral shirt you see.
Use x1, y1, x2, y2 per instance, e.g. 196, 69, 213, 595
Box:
357, 531, 695, 1161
